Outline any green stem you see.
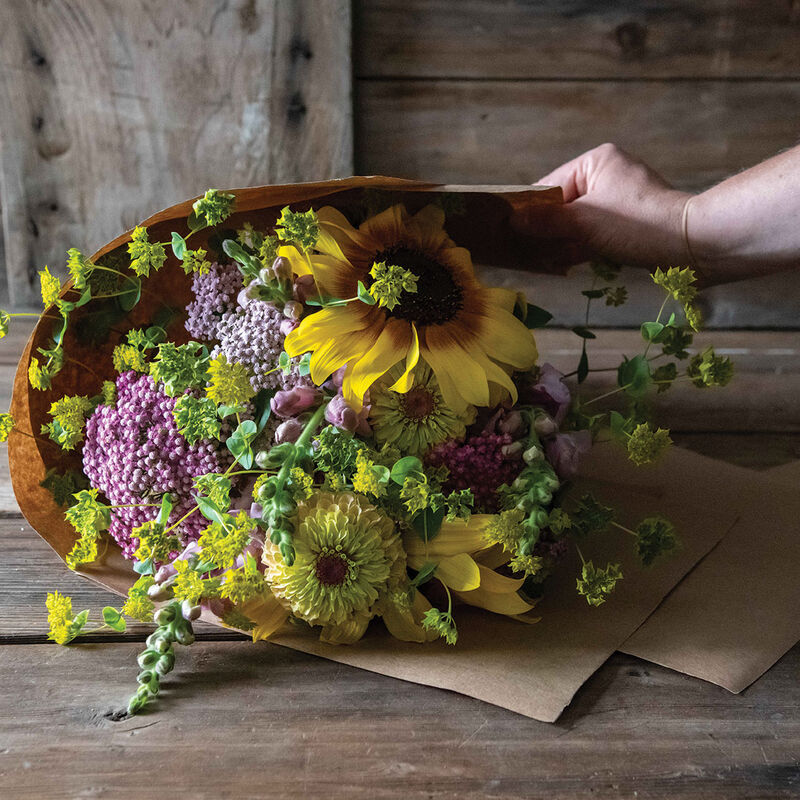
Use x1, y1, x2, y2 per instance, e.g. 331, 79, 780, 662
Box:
67, 357, 102, 381
643, 296, 670, 358
582, 384, 631, 407
295, 402, 329, 450
611, 521, 637, 537
91, 264, 139, 288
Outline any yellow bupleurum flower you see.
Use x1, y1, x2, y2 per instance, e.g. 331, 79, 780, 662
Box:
46, 591, 75, 644
282, 204, 538, 412
262, 492, 404, 644
369, 363, 475, 457
403, 515, 539, 618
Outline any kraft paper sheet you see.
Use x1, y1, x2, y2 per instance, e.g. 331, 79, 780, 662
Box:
621, 457, 800, 692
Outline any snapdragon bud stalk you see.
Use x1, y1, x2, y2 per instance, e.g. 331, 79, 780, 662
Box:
126, 599, 196, 716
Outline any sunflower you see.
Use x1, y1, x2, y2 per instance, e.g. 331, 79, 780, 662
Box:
283, 204, 538, 412
369, 363, 476, 457
262, 492, 403, 644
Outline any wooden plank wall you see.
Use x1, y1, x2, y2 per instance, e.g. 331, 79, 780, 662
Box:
354, 1, 800, 328
0, 0, 352, 308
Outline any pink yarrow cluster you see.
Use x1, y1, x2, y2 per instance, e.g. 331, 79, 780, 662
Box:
82, 371, 223, 559
427, 431, 523, 512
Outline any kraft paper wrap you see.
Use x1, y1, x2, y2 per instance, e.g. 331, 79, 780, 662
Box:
8, 176, 778, 722
621, 457, 800, 693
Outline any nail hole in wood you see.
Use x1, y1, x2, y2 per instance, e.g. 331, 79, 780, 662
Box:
287, 92, 307, 124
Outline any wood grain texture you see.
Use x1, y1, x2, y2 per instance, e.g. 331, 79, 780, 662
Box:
356, 79, 800, 193
1, 638, 799, 799
0, 0, 352, 307
355, 0, 800, 79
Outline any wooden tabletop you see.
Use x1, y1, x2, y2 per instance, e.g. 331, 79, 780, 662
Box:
2, 322, 799, 799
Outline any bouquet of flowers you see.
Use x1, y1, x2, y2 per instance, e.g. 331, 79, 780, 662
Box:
1, 181, 732, 717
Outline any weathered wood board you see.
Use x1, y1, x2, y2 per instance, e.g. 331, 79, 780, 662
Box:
355, 0, 800, 79
1, 638, 799, 799
0, 0, 352, 307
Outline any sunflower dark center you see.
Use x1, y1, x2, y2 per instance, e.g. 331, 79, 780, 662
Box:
372, 246, 463, 325
400, 386, 436, 421
315, 553, 349, 586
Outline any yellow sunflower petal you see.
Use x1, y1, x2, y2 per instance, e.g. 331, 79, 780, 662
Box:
455, 584, 536, 616
388, 324, 420, 393
284, 307, 373, 357
418, 342, 469, 415
403, 514, 494, 557
408, 204, 450, 251
484, 286, 519, 313
316, 226, 349, 264
239, 594, 290, 642
464, 342, 519, 405
423, 327, 490, 407
480, 305, 538, 368
345, 318, 412, 407
360, 204, 409, 246
318, 206, 383, 263
309, 328, 378, 385
278, 244, 312, 277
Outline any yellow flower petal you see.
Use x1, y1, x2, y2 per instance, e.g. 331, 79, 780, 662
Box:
474, 544, 510, 570
278, 244, 312, 276
417, 342, 468, 414
309, 328, 378, 385
320, 615, 369, 644
360, 204, 408, 246
463, 341, 519, 405
407, 552, 481, 592
455, 585, 536, 616
388, 324, 420, 393
408, 204, 449, 251
480, 305, 539, 368
484, 286, 518, 313
239, 594, 290, 642
474, 564, 525, 594
381, 590, 438, 643
403, 514, 494, 557
345, 318, 411, 407
285, 307, 373, 357
420, 330, 490, 408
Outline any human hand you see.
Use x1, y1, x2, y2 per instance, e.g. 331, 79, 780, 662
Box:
514, 143, 691, 273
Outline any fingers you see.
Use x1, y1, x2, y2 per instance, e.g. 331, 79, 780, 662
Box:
512, 196, 590, 240
536, 154, 591, 203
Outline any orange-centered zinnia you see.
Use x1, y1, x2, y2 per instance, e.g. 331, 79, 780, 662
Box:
283, 204, 538, 412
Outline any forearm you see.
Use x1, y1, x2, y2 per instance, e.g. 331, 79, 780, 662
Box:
687, 145, 800, 285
